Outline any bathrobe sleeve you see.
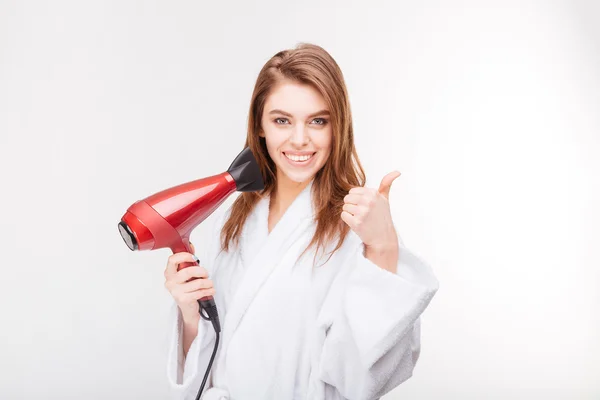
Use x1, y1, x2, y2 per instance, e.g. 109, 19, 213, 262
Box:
166, 301, 219, 400
318, 233, 439, 400
165, 209, 228, 400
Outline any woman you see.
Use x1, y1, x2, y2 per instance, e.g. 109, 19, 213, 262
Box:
163, 43, 439, 400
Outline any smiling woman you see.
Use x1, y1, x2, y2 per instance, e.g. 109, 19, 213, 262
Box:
164, 42, 439, 400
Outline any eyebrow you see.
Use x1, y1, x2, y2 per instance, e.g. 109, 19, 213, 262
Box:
268, 109, 330, 118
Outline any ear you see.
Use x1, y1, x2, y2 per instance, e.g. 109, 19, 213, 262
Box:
258, 129, 265, 138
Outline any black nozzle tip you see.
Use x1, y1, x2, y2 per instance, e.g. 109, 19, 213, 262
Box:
118, 221, 138, 251
227, 147, 265, 193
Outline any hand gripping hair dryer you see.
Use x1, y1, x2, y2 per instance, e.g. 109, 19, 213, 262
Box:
117, 147, 264, 334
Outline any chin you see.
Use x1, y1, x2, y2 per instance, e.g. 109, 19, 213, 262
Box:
284, 171, 314, 183
278, 165, 319, 184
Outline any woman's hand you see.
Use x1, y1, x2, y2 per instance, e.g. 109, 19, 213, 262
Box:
341, 171, 401, 248
341, 171, 401, 272
163, 242, 216, 321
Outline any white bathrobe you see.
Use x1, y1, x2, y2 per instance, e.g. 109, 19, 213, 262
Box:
165, 179, 439, 400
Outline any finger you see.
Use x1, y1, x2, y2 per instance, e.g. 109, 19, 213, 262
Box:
190, 288, 216, 300
172, 266, 209, 284
176, 288, 216, 305
189, 241, 196, 254
165, 252, 198, 279
180, 278, 213, 293
341, 210, 357, 230
378, 171, 401, 199
343, 193, 364, 206
342, 203, 362, 217
348, 186, 368, 195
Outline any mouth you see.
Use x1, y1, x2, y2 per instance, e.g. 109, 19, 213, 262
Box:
282, 151, 316, 166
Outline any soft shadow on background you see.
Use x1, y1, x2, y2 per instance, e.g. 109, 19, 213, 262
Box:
0, 0, 598, 398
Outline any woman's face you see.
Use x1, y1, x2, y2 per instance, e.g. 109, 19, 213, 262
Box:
259, 80, 333, 185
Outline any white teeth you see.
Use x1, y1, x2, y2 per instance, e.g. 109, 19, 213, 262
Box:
284, 152, 313, 162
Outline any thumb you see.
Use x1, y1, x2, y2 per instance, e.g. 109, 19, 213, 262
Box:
378, 171, 401, 199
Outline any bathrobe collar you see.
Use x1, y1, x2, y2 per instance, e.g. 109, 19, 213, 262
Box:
222, 178, 316, 344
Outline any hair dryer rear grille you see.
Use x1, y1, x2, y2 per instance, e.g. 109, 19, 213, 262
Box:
118, 221, 138, 251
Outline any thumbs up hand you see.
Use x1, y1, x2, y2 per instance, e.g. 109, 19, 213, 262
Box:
341, 171, 401, 251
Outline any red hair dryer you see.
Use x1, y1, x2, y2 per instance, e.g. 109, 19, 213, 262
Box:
118, 147, 264, 333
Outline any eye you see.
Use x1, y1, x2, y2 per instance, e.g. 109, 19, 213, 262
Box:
274, 118, 289, 125
311, 118, 328, 126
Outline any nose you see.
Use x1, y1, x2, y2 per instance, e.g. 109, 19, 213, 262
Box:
289, 124, 310, 146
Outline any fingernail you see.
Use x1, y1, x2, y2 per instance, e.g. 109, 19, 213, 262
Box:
192, 255, 200, 264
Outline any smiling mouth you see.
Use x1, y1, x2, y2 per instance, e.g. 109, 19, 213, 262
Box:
283, 152, 316, 162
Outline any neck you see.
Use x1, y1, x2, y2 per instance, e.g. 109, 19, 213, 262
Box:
270, 173, 312, 216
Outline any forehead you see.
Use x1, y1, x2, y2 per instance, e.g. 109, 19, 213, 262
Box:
264, 81, 328, 116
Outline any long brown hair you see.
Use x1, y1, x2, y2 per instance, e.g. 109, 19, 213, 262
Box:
220, 42, 366, 266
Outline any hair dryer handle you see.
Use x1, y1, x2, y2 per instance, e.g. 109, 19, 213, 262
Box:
174, 240, 200, 274
177, 261, 212, 300
177, 259, 215, 303
173, 240, 220, 331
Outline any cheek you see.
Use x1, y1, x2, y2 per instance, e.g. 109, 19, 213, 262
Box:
262, 130, 284, 158
317, 129, 333, 152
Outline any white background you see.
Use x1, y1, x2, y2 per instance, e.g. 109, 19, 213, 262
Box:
1, 0, 598, 398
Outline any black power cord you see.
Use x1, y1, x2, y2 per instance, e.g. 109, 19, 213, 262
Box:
194, 298, 221, 400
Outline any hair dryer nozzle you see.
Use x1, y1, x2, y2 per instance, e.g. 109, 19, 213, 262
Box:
227, 147, 265, 192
